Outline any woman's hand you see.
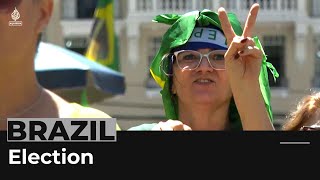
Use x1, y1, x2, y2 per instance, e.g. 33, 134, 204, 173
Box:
152, 119, 192, 131
217, 3, 274, 130
218, 3, 262, 85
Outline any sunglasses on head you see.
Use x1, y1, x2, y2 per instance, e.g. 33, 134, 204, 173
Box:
0, 0, 22, 13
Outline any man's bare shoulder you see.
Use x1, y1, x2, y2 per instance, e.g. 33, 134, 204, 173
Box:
47, 90, 110, 118
68, 103, 111, 118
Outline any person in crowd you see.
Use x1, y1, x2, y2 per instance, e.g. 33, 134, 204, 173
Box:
282, 91, 320, 131
0, 0, 120, 131
129, 3, 278, 130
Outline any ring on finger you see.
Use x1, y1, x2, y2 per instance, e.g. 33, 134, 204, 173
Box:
247, 45, 254, 50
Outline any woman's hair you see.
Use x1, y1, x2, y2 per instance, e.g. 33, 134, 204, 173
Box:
282, 91, 320, 131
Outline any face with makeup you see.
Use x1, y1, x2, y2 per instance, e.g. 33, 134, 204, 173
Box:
170, 27, 233, 109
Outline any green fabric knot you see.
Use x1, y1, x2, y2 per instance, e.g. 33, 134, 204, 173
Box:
266, 61, 279, 82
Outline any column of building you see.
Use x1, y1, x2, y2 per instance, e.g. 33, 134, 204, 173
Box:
287, 1, 313, 98
121, 0, 150, 103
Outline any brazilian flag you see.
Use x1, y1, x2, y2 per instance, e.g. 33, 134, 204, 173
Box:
82, 0, 119, 106
85, 0, 119, 71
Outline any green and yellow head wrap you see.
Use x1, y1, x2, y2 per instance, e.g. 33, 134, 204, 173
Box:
150, 9, 279, 130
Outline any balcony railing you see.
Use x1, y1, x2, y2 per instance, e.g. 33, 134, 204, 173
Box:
128, 0, 302, 22
134, 0, 215, 13
223, 0, 297, 12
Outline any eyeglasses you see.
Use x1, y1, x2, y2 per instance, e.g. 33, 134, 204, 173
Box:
173, 50, 227, 71
0, 0, 22, 13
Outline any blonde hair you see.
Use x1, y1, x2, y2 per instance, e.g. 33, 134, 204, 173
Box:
282, 92, 320, 131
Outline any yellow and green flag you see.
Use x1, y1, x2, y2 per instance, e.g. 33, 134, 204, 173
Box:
82, 0, 119, 106
85, 0, 119, 71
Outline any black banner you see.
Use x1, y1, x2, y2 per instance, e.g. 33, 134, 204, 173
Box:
1, 131, 319, 174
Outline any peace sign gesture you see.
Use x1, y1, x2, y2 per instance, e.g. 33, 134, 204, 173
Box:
218, 3, 275, 130
218, 3, 262, 86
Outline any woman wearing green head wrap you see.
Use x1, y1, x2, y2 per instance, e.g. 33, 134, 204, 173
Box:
129, 3, 279, 131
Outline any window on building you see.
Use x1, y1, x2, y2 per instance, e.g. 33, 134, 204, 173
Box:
63, 0, 120, 19
65, 38, 89, 55
311, 0, 320, 17
77, 0, 98, 19
146, 37, 162, 88
263, 35, 286, 87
